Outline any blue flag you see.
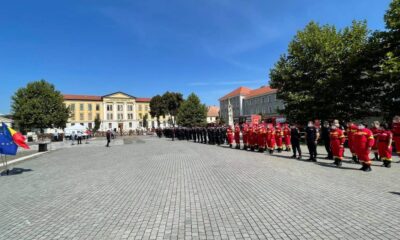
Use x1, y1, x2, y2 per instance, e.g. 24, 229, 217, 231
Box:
0, 123, 18, 156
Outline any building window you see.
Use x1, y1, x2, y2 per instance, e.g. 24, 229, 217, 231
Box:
71, 113, 75, 120
109, 123, 112, 129
127, 104, 133, 111
80, 123, 84, 126
80, 104, 84, 111
80, 113, 84, 120
138, 105, 142, 111
88, 113, 92, 121
88, 104, 92, 111
117, 113, 123, 120
139, 113, 142, 119
107, 113, 113, 120
96, 104, 100, 111
117, 104, 123, 111
107, 104, 113, 111
69, 104, 75, 111
71, 123, 75, 126
129, 122, 132, 128
96, 113, 100, 119
145, 105, 149, 111
127, 113, 133, 120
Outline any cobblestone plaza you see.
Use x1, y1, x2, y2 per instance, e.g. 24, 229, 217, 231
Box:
1, 137, 399, 240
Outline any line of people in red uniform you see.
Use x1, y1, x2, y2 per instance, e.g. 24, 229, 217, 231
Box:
226, 122, 292, 154
225, 115, 400, 172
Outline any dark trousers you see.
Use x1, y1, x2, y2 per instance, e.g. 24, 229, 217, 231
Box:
292, 141, 301, 157
78, 137, 82, 144
106, 138, 110, 147
324, 139, 332, 158
307, 141, 317, 160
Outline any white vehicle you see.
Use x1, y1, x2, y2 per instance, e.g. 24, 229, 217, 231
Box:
64, 125, 88, 139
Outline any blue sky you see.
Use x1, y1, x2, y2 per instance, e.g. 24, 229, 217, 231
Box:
0, 0, 392, 114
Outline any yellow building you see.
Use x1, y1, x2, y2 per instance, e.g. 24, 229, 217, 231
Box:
63, 92, 170, 131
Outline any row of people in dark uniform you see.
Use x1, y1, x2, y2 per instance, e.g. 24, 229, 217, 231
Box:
156, 126, 229, 145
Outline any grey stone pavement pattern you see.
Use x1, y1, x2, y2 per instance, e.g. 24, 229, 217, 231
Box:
0, 137, 399, 240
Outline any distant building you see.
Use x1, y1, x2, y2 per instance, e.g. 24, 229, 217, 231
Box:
207, 106, 219, 123
63, 92, 170, 131
219, 85, 284, 123
219, 87, 252, 123
243, 86, 284, 116
0, 115, 13, 127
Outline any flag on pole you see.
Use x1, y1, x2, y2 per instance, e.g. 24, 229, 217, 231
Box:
0, 123, 18, 155
7, 126, 30, 149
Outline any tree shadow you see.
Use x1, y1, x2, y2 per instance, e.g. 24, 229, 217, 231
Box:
1, 168, 33, 176
389, 192, 400, 196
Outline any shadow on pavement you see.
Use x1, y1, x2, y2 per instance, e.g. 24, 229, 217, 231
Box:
389, 192, 400, 196
316, 162, 359, 171
1, 168, 33, 176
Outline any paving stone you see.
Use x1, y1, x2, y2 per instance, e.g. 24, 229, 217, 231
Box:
0, 136, 399, 239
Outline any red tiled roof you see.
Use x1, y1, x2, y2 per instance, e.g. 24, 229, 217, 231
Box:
219, 87, 252, 101
63, 94, 102, 101
136, 97, 152, 102
207, 106, 220, 117
245, 86, 277, 99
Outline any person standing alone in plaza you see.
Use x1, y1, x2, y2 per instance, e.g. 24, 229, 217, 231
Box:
106, 130, 112, 147
305, 121, 319, 162
77, 131, 82, 145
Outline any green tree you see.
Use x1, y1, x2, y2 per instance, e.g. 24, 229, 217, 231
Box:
162, 91, 183, 126
93, 115, 101, 133
11, 80, 69, 133
176, 93, 207, 127
378, 0, 400, 119
270, 21, 375, 122
149, 95, 166, 127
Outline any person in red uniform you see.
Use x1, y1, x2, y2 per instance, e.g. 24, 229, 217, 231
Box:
275, 124, 283, 153
354, 123, 375, 172
251, 124, 258, 151
226, 126, 234, 148
377, 123, 393, 168
247, 124, 254, 151
330, 121, 346, 167
234, 124, 241, 149
242, 123, 249, 150
392, 116, 400, 156
283, 124, 291, 151
346, 121, 359, 163
266, 124, 276, 154
258, 124, 267, 153
370, 121, 382, 161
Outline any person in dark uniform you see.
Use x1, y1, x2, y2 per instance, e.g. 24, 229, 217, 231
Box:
290, 123, 302, 159
305, 121, 319, 162
106, 130, 112, 147
203, 127, 208, 144
207, 127, 213, 144
321, 121, 333, 159
216, 127, 221, 145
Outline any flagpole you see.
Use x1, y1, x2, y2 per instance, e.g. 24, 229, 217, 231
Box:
5, 154, 8, 175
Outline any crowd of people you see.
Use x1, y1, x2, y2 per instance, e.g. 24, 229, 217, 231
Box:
156, 116, 400, 172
